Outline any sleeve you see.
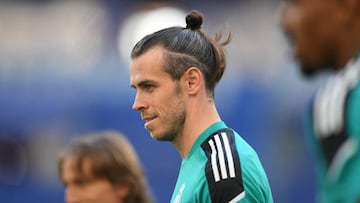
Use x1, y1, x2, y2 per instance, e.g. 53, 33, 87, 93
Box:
310, 77, 358, 180
201, 129, 245, 203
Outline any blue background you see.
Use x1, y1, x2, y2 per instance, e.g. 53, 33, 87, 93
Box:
0, 0, 323, 202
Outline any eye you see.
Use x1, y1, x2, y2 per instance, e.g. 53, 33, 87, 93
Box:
143, 84, 154, 91
74, 178, 90, 187
139, 82, 156, 92
62, 181, 69, 188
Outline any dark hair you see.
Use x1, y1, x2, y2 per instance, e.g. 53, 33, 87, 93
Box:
131, 10, 231, 98
58, 131, 154, 203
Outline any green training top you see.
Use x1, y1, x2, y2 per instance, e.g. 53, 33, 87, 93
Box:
306, 53, 360, 203
170, 121, 273, 203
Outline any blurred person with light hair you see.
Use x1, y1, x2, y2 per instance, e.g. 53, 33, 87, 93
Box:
58, 131, 154, 203
281, 0, 360, 202
129, 10, 273, 203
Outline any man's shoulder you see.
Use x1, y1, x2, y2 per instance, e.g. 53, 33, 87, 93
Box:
199, 127, 246, 202
199, 127, 272, 202
201, 127, 261, 164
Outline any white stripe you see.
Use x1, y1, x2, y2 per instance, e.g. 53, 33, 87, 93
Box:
314, 83, 327, 137
209, 139, 220, 182
328, 138, 358, 182
321, 80, 333, 135
314, 79, 334, 137
314, 56, 360, 137
327, 78, 337, 134
214, 134, 228, 179
221, 132, 235, 178
229, 191, 245, 203
328, 76, 346, 134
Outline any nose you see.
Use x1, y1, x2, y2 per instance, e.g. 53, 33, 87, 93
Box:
132, 92, 146, 111
65, 188, 79, 203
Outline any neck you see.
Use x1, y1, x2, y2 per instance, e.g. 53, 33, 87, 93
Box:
173, 97, 221, 158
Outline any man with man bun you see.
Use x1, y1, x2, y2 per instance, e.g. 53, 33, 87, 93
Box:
129, 10, 273, 203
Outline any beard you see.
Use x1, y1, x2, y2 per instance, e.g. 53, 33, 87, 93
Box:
298, 60, 337, 79
296, 42, 339, 78
149, 84, 186, 142
154, 110, 185, 142
298, 60, 320, 78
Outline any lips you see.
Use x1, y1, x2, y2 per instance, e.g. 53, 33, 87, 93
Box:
142, 115, 157, 130
142, 115, 157, 122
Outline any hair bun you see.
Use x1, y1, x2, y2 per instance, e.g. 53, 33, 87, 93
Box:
185, 10, 203, 30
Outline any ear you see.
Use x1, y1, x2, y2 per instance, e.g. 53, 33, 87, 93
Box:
115, 182, 131, 200
183, 67, 203, 95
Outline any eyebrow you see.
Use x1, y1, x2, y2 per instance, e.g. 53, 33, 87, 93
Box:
131, 79, 157, 89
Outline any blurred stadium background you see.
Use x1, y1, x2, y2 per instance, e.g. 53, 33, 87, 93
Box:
0, 0, 324, 202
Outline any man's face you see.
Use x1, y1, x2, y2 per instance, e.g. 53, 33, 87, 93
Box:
60, 158, 126, 203
130, 46, 186, 142
280, 0, 342, 76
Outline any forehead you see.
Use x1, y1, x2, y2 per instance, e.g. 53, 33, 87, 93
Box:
131, 46, 165, 70
61, 156, 94, 180
130, 46, 170, 84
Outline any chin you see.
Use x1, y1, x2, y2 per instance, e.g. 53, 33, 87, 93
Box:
300, 66, 318, 78
151, 132, 176, 142
296, 59, 322, 78
149, 131, 165, 141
